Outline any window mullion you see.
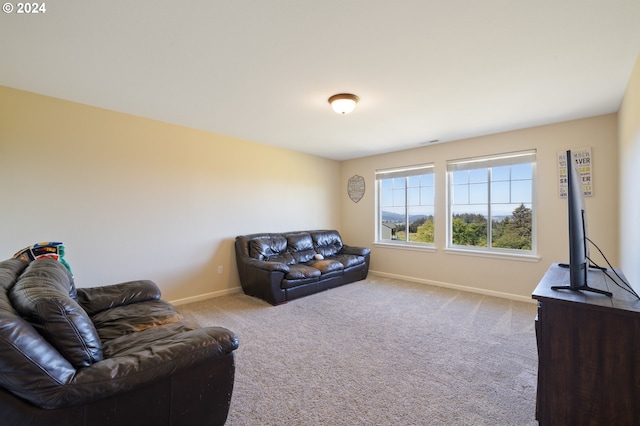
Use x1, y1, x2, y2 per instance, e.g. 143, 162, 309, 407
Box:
487, 168, 492, 248
404, 177, 409, 242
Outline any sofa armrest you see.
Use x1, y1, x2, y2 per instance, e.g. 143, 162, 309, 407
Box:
76, 280, 161, 315
21, 326, 238, 409
340, 245, 371, 257
240, 257, 290, 273
235, 255, 289, 305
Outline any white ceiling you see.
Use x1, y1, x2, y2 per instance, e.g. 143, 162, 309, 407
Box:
2, 1, 639, 160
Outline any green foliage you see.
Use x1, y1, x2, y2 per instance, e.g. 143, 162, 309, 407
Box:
390, 216, 434, 243
452, 216, 487, 246
409, 217, 426, 233
414, 217, 434, 243
492, 204, 532, 250
452, 204, 532, 250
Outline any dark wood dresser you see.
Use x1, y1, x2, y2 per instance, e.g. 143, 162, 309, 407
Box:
532, 263, 640, 425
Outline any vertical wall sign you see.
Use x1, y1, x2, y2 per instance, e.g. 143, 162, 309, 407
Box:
558, 147, 593, 198
347, 175, 365, 203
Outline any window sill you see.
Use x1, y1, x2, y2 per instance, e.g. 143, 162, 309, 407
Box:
373, 241, 437, 253
444, 247, 540, 262
372, 242, 540, 262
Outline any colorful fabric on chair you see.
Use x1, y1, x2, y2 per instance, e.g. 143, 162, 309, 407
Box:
13, 242, 73, 276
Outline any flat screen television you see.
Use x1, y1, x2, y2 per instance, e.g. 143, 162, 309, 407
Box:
552, 149, 612, 297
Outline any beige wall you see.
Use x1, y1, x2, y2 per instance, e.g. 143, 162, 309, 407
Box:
619, 53, 640, 292
0, 86, 341, 303
341, 115, 619, 301
1, 81, 630, 304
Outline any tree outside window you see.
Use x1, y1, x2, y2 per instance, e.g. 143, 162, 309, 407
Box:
377, 164, 434, 244
447, 151, 535, 253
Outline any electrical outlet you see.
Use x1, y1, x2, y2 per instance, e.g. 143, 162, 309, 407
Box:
217, 265, 223, 274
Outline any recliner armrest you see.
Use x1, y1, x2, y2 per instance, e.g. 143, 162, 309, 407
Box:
18, 325, 238, 409
77, 280, 161, 316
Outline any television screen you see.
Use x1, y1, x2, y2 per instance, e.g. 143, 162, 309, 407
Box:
567, 149, 588, 289
552, 149, 612, 297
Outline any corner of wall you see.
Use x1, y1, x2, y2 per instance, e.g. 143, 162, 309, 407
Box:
618, 53, 640, 291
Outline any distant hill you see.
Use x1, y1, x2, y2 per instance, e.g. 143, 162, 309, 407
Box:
381, 211, 430, 223
382, 211, 511, 223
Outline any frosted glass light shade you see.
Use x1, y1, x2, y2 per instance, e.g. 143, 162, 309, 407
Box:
328, 93, 359, 114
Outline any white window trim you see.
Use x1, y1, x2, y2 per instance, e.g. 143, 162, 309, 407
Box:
375, 163, 435, 246
444, 247, 540, 262
445, 149, 537, 256
374, 241, 438, 253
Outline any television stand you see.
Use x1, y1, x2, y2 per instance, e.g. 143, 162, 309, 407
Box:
532, 264, 640, 425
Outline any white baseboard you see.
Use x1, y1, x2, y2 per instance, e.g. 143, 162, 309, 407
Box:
170, 272, 536, 306
169, 286, 243, 306
369, 270, 536, 304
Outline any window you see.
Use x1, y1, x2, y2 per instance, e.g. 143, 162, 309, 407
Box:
447, 150, 535, 253
376, 164, 435, 245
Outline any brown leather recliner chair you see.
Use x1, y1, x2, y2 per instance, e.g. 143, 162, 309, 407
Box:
0, 258, 238, 426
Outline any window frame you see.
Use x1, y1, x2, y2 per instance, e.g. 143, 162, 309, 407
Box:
375, 163, 436, 248
445, 150, 537, 257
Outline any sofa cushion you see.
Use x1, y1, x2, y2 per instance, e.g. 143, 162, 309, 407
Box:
311, 230, 344, 257
0, 258, 29, 290
0, 291, 77, 399
12, 244, 78, 300
286, 232, 317, 263
77, 280, 162, 316
285, 264, 321, 280
91, 299, 184, 342
0, 259, 77, 393
307, 258, 344, 274
9, 259, 103, 368
249, 235, 288, 261
267, 252, 295, 264
333, 254, 366, 269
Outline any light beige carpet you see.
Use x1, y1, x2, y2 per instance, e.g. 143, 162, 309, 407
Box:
179, 275, 539, 425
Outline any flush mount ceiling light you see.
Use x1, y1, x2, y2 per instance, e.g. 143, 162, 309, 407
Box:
328, 93, 359, 114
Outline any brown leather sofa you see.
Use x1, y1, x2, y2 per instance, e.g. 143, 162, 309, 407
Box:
0, 257, 238, 426
235, 229, 370, 305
